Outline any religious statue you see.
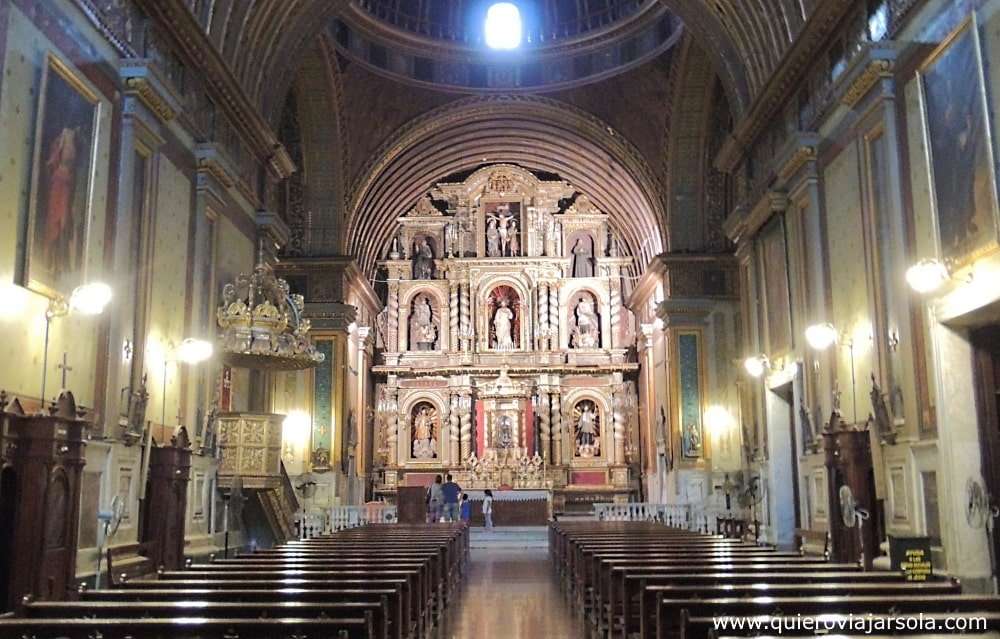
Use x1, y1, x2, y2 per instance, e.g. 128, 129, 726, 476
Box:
486, 218, 501, 257
409, 295, 437, 351
412, 238, 435, 279
655, 406, 667, 453
412, 405, 438, 459
571, 236, 595, 278
571, 297, 600, 348
492, 298, 515, 350
575, 401, 600, 456
682, 419, 702, 458
509, 220, 520, 256
497, 414, 514, 449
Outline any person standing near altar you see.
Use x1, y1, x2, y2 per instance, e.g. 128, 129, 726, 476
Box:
441, 474, 462, 522
482, 490, 494, 529
427, 475, 443, 523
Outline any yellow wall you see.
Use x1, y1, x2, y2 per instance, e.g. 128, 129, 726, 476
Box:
0, 6, 113, 407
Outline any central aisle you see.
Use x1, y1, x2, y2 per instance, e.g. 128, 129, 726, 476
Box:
444, 547, 584, 638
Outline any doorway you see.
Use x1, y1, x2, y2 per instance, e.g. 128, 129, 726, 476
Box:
972, 325, 1000, 579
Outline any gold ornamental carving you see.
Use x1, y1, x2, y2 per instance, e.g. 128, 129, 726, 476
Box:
777, 146, 817, 183
841, 60, 893, 108
124, 77, 176, 122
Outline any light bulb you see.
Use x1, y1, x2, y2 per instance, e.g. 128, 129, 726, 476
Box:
905, 259, 949, 294
743, 355, 768, 378
704, 405, 733, 436
805, 323, 838, 351
69, 282, 112, 315
283, 411, 312, 449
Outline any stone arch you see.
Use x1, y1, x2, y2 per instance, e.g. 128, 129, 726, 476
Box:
345, 96, 667, 279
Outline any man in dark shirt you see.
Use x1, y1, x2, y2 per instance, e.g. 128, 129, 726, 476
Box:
441, 474, 462, 522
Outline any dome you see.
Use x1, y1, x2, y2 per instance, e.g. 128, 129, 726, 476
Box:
331, 0, 682, 92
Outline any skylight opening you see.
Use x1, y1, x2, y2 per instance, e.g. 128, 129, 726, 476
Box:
485, 2, 522, 50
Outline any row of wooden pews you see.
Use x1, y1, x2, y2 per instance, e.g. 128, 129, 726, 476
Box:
551, 521, 1000, 639
0, 523, 469, 639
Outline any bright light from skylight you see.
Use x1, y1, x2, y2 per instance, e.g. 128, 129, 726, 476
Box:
485, 2, 522, 50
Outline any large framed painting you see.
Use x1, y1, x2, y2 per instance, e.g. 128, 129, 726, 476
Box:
919, 16, 1000, 267
24, 53, 100, 299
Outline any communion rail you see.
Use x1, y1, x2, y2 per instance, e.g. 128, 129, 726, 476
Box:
329, 503, 398, 532
593, 502, 753, 536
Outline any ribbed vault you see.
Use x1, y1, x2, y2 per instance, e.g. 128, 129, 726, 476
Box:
182, 0, 822, 123
344, 95, 667, 280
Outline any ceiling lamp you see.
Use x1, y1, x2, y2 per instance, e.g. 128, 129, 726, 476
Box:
216, 263, 325, 370
485, 2, 522, 50
805, 323, 839, 351
905, 258, 950, 294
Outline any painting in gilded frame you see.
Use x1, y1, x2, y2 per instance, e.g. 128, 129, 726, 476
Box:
25, 53, 100, 299
677, 332, 704, 460
919, 16, 1000, 267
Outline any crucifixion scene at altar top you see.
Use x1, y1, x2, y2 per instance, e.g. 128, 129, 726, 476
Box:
7, 0, 1000, 635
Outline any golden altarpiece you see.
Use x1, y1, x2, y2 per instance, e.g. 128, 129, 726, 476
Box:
373, 165, 640, 511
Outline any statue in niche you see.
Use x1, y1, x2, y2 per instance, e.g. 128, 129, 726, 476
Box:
571, 295, 600, 348
412, 404, 438, 459
571, 236, 595, 277
409, 295, 438, 351
682, 419, 702, 458
496, 414, 514, 449
486, 218, 501, 257
574, 401, 600, 457
412, 237, 435, 280
509, 220, 520, 256
492, 298, 515, 350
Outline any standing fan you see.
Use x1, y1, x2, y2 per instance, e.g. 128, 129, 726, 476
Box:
966, 477, 999, 590
966, 477, 991, 529
735, 476, 763, 542
95, 494, 126, 589
839, 485, 857, 528
839, 484, 870, 566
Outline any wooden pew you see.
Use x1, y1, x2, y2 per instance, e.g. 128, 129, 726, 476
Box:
0, 616, 377, 638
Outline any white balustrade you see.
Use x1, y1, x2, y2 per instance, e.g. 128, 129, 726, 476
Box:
592, 502, 692, 527
328, 503, 398, 532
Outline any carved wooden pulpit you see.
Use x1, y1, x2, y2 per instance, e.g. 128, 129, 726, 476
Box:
823, 411, 877, 569
141, 427, 192, 570
0, 392, 87, 609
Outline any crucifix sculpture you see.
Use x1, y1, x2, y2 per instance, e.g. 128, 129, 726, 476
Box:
57, 352, 73, 389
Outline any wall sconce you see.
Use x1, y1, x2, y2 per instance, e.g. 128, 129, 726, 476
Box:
743, 354, 770, 378
805, 322, 839, 351
905, 258, 950, 294
704, 405, 734, 437
40, 281, 113, 403
905, 257, 975, 295
282, 410, 312, 462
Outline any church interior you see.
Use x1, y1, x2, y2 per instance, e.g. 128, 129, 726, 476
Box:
4, 0, 1000, 636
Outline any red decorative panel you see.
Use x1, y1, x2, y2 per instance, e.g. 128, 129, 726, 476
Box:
571, 470, 607, 486
404, 472, 438, 487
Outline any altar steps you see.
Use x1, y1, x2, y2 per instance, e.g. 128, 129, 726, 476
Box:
470, 526, 549, 549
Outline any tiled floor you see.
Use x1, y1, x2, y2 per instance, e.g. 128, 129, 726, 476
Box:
443, 548, 585, 638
